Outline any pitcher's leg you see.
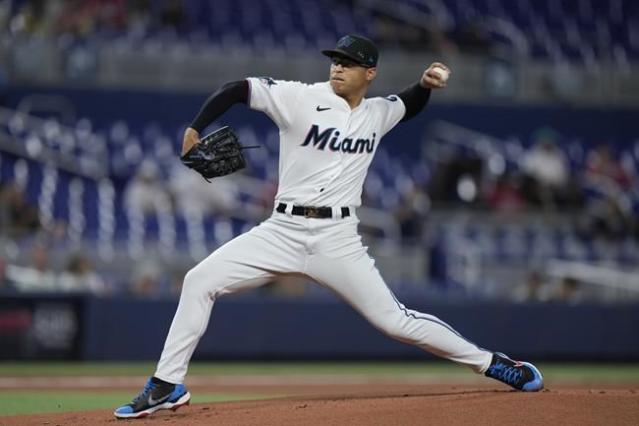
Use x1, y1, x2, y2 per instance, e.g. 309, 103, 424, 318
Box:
154, 265, 271, 384
307, 251, 492, 373
155, 220, 304, 383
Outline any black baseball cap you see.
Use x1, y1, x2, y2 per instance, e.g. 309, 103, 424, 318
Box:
322, 35, 378, 68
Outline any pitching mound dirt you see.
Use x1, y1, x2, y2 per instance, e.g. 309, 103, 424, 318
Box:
3, 384, 638, 426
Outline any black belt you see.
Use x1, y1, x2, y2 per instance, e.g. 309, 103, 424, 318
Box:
276, 203, 350, 219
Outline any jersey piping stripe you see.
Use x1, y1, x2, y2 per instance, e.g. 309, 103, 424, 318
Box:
388, 292, 489, 353
369, 252, 486, 351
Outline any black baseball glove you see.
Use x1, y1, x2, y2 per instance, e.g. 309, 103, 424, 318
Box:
180, 126, 257, 181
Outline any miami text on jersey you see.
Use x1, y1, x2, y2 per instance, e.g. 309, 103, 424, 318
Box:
301, 124, 376, 154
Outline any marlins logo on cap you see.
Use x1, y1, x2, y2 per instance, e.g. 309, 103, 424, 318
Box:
338, 36, 357, 48
322, 35, 378, 68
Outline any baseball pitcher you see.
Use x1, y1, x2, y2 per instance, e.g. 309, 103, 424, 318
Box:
114, 35, 543, 419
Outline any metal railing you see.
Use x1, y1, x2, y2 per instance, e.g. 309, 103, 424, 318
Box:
0, 106, 108, 179
2, 34, 638, 105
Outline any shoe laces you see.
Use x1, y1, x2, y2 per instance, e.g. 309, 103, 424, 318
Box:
131, 380, 154, 404
488, 362, 523, 385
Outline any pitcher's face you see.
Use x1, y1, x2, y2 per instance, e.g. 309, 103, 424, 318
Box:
329, 56, 376, 97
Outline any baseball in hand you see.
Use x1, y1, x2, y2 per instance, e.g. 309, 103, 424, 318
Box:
431, 66, 450, 83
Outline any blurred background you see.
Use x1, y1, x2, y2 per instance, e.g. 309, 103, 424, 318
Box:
0, 0, 638, 362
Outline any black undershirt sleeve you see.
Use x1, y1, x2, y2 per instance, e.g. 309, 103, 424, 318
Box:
397, 82, 431, 122
189, 80, 249, 132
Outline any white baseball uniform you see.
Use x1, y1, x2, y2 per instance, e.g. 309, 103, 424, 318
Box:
154, 77, 492, 383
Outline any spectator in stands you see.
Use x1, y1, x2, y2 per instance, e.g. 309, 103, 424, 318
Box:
512, 271, 552, 303
56, 0, 127, 37
0, 182, 6, 228
585, 144, 633, 192
159, 0, 187, 31
0, 1, 9, 30
580, 144, 636, 240
168, 269, 185, 296
520, 128, 582, 210
94, 0, 128, 32
9, 0, 50, 35
31, 242, 51, 273
395, 188, 429, 242
130, 260, 162, 298
486, 172, 526, 214
168, 160, 238, 217
8, 243, 57, 292
126, 0, 152, 35
124, 159, 172, 216
553, 277, 583, 305
58, 253, 107, 295
427, 147, 483, 206
261, 276, 313, 298
131, 273, 158, 297
55, 0, 97, 36
578, 195, 629, 241
0, 182, 41, 238
0, 257, 17, 294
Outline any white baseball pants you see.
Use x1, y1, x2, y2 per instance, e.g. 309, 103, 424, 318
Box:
154, 210, 492, 384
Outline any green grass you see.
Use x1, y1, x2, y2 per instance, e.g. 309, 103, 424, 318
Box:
0, 361, 471, 377
0, 391, 266, 416
0, 361, 638, 381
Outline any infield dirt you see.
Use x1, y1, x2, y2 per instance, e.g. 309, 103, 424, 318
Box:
2, 381, 638, 425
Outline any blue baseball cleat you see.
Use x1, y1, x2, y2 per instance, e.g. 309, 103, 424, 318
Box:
485, 352, 544, 392
114, 377, 190, 419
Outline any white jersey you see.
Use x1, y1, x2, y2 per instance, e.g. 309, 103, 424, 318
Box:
247, 77, 406, 207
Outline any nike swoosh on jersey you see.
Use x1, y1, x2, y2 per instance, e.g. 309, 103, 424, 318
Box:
316, 106, 331, 111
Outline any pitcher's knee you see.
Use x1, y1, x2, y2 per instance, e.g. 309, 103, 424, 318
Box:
181, 268, 205, 296
181, 267, 217, 298
182, 263, 234, 299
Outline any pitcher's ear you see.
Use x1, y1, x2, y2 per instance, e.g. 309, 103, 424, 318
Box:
366, 67, 377, 82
